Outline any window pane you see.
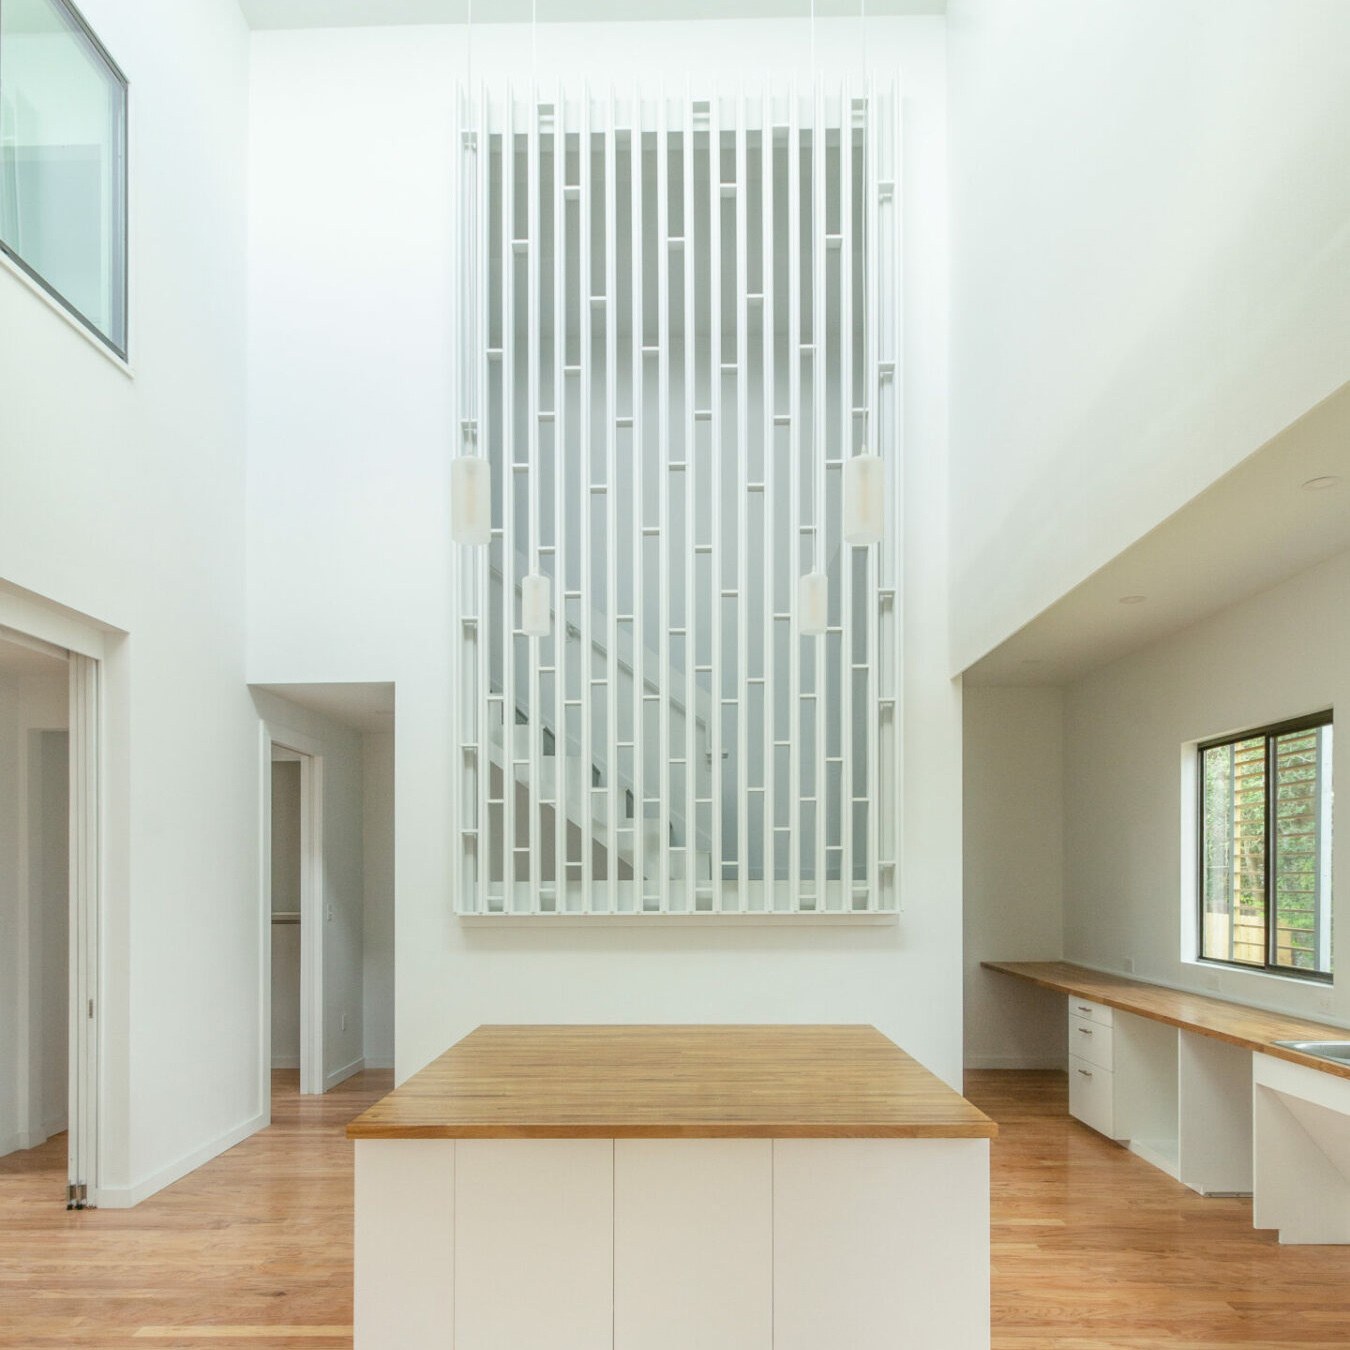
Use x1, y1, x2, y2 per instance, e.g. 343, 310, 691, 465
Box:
0, 0, 126, 353
1273, 725, 1333, 975
1201, 736, 1266, 965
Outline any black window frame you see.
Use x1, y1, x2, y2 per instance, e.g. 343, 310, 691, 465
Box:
1197, 709, 1334, 984
0, 0, 130, 359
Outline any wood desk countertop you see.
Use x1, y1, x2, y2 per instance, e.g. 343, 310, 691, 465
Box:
346, 1024, 997, 1140
984, 960, 1350, 1081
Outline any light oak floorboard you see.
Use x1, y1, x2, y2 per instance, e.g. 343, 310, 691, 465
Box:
968, 1070, 1350, 1348
0, 1070, 390, 1350
3, 1068, 1347, 1347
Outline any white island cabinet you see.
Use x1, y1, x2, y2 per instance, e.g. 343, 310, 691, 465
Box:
348, 1024, 996, 1350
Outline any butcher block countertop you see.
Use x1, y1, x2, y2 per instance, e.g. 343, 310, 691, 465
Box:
984, 960, 1350, 1081
346, 1024, 997, 1140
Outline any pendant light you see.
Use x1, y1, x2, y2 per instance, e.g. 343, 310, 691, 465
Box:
451, 0, 490, 548
842, 448, 884, 546
798, 570, 828, 637
450, 452, 491, 545
522, 572, 552, 637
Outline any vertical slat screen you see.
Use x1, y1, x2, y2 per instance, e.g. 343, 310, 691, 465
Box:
457, 82, 900, 918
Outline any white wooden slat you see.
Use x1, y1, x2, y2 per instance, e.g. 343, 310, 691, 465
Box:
502, 89, 518, 911
839, 84, 855, 909
787, 87, 802, 909
882, 80, 903, 911
476, 85, 491, 914
761, 87, 776, 910
735, 92, 750, 909
682, 90, 697, 912
656, 91, 672, 914
528, 85, 543, 914
708, 91, 724, 912
812, 85, 828, 910
630, 88, 648, 907
605, 91, 620, 913
580, 84, 595, 913
553, 81, 567, 909
865, 78, 880, 913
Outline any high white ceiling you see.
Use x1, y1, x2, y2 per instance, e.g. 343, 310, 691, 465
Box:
254, 682, 395, 732
238, 0, 939, 29
964, 380, 1350, 687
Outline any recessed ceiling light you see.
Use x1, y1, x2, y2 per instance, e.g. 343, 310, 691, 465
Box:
1119, 595, 1146, 605
1302, 475, 1342, 491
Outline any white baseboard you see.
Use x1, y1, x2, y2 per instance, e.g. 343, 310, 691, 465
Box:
95, 1110, 268, 1209
964, 1054, 1068, 1071
271, 1054, 300, 1069
325, 1056, 365, 1091
0, 1131, 26, 1159
362, 1055, 394, 1070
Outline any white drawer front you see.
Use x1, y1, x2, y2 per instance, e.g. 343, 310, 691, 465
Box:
1069, 1055, 1114, 1137
1068, 997, 1113, 1027
1068, 1014, 1113, 1070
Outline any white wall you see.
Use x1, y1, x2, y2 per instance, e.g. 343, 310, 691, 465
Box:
363, 730, 395, 1070
254, 690, 367, 1087
947, 0, 1350, 672
963, 687, 1066, 1068
0, 0, 255, 1203
247, 18, 966, 1085
1064, 547, 1350, 1028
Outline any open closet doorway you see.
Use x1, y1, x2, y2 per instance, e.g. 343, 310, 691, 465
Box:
265, 736, 323, 1099
255, 682, 394, 1122
0, 621, 101, 1209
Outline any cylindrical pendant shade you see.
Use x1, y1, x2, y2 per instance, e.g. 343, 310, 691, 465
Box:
842, 451, 884, 547
450, 455, 492, 545
521, 572, 552, 637
798, 570, 828, 636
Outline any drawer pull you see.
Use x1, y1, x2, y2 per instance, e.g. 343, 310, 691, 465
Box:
1076, 1068, 1092, 1078
1078, 1026, 1093, 1035
1076, 1004, 1093, 1014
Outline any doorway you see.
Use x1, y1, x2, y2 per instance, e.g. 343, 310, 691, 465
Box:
264, 734, 323, 1103
0, 623, 100, 1208
254, 683, 394, 1120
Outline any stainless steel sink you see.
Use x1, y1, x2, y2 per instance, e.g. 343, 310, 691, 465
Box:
1273, 1040, 1350, 1065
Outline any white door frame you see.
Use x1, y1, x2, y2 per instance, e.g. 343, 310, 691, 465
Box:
261, 723, 325, 1108
67, 652, 100, 1207
0, 608, 104, 1209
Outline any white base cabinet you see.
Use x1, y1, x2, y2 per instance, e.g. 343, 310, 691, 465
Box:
1254, 1054, 1350, 1244
354, 1136, 991, 1350
1064, 1000, 1252, 1194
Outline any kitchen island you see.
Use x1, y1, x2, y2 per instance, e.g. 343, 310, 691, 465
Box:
347, 1024, 995, 1349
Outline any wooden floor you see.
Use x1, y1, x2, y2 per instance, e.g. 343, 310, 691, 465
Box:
1, 1068, 1347, 1347
0, 1071, 391, 1349
978, 1070, 1350, 1348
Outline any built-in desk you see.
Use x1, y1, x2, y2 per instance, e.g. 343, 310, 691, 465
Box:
985, 961, 1350, 1243
347, 1025, 996, 1349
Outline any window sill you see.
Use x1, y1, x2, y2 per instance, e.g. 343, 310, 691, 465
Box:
0, 249, 132, 379
1188, 956, 1333, 988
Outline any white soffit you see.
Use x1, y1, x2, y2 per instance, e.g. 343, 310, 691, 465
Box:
238, 0, 940, 30
254, 681, 395, 733
965, 379, 1350, 688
